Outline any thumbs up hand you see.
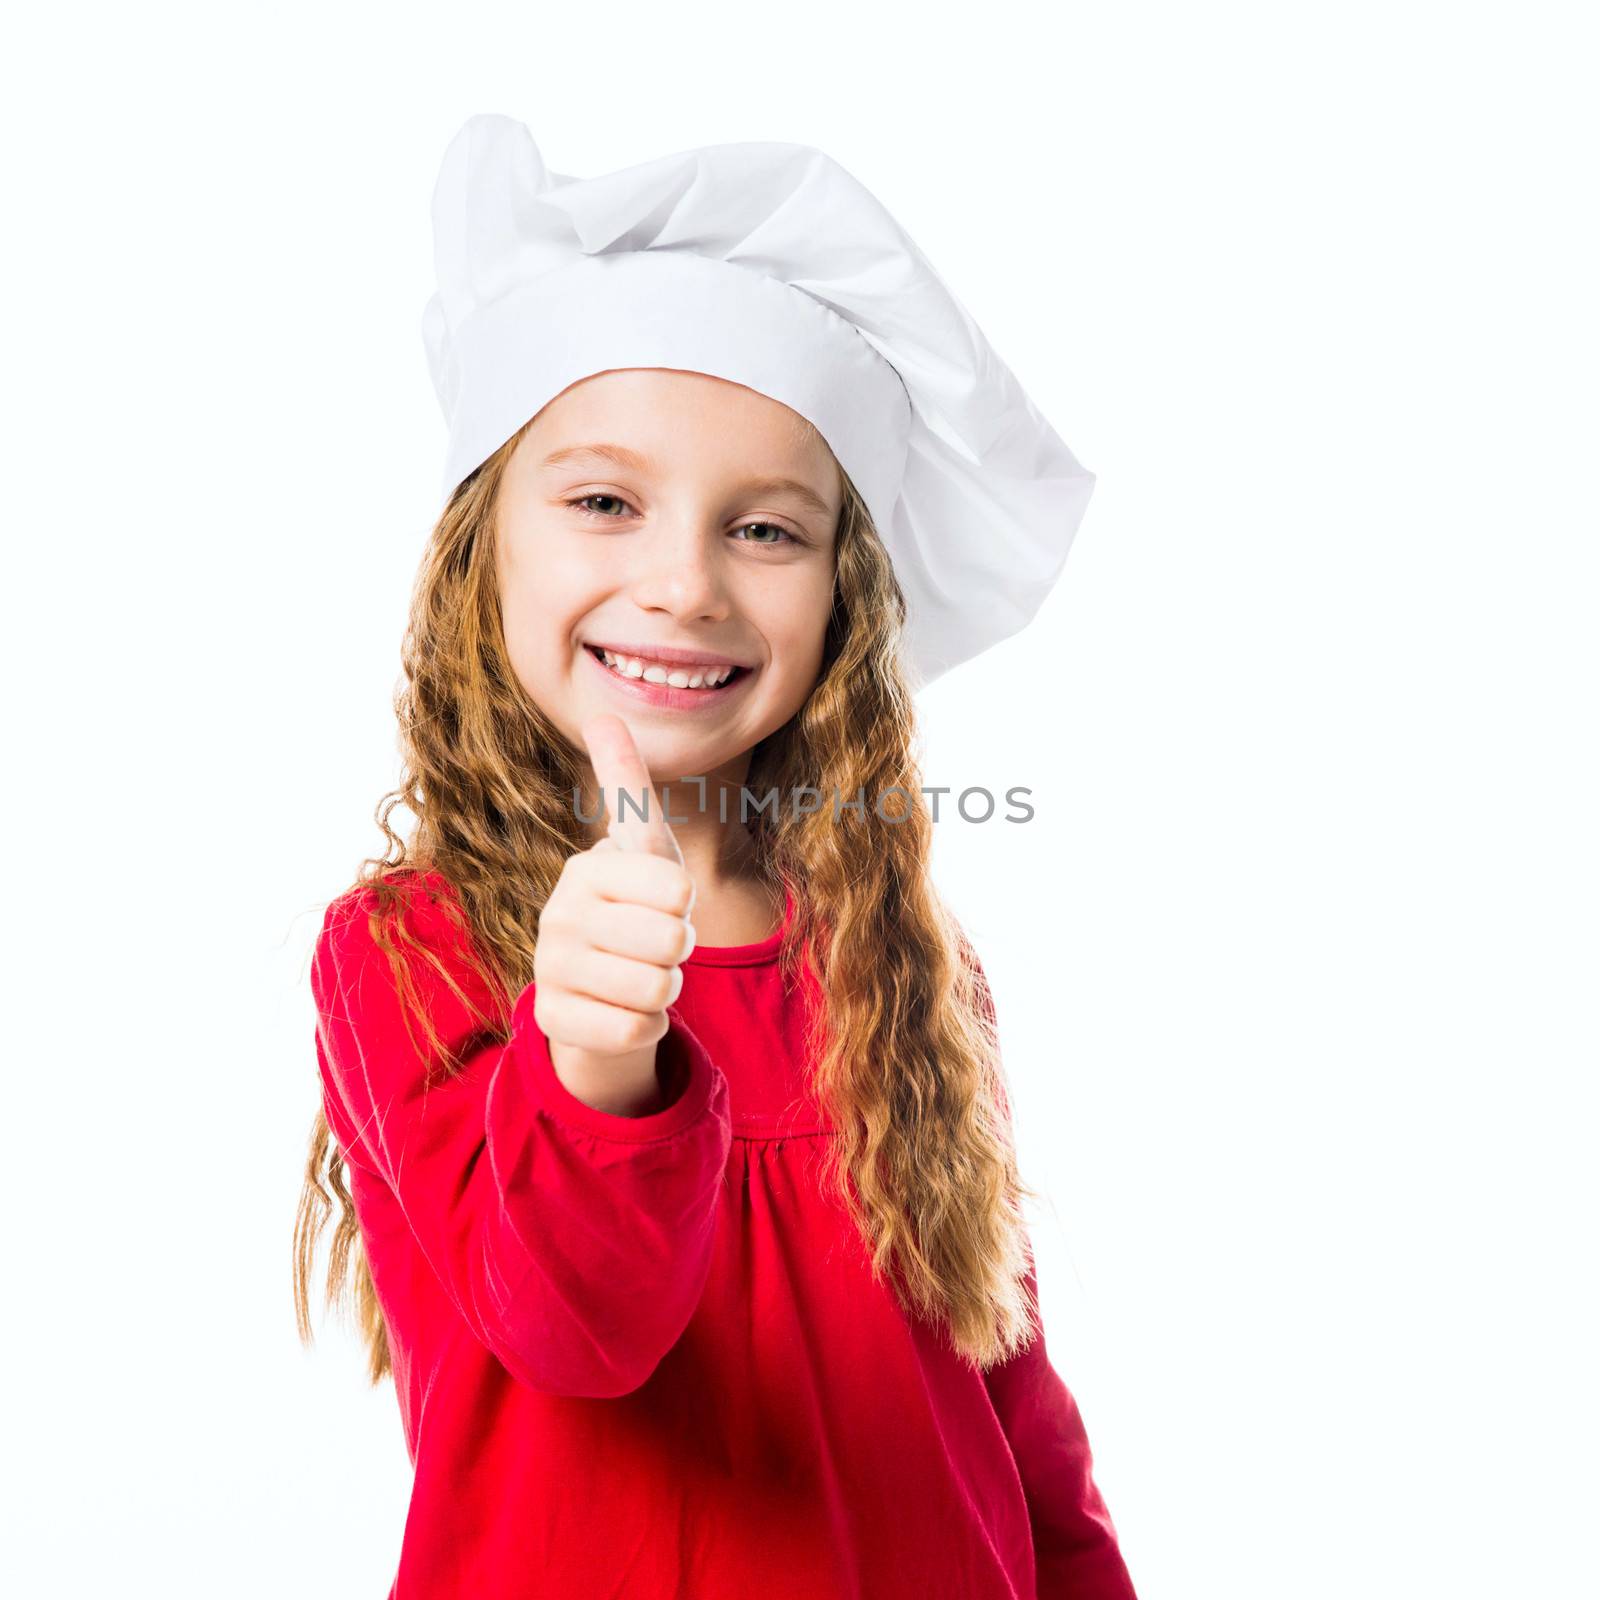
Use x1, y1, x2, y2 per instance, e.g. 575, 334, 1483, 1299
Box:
531, 714, 699, 1116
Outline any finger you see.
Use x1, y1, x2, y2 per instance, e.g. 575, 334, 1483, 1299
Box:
584, 899, 698, 967
537, 989, 671, 1056
544, 943, 686, 1015
576, 844, 697, 920
582, 714, 683, 864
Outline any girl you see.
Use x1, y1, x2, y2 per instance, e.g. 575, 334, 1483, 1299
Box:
294, 117, 1138, 1599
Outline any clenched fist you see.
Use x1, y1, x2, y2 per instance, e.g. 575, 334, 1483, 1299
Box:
532, 713, 698, 1116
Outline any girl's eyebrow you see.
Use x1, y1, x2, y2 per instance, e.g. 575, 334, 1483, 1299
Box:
543, 442, 835, 521
542, 442, 654, 474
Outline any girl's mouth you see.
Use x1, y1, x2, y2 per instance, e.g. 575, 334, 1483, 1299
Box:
582, 644, 755, 709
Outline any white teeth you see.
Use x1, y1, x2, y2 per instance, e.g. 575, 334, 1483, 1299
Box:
597, 648, 736, 689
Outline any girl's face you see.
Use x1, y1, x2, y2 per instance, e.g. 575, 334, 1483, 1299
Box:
495, 367, 842, 783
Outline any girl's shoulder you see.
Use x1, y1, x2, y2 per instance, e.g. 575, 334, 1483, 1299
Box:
312, 864, 505, 1033
322, 861, 458, 919
317, 864, 475, 972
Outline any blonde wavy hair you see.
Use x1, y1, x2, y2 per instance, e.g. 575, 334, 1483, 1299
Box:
292, 417, 1041, 1379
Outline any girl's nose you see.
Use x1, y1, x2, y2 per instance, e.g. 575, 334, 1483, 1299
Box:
623, 520, 733, 621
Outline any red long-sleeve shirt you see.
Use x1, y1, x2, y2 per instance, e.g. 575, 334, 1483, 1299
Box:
309, 868, 1137, 1598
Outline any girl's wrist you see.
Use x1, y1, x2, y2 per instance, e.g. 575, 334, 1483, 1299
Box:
548, 1039, 665, 1118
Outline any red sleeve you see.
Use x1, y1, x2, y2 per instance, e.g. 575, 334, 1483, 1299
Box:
309, 880, 733, 1399
984, 1268, 1138, 1599
967, 943, 1139, 1599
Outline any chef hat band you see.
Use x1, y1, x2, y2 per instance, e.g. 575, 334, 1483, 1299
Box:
421, 116, 1096, 689
441, 250, 913, 540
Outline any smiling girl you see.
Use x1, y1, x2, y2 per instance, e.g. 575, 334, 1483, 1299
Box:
294, 117, 1138, 1599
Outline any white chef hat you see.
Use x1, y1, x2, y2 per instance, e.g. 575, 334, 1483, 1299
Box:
421, 114, 1096, 689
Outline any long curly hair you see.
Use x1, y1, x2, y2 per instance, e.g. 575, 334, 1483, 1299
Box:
292, 416, 1041, 1380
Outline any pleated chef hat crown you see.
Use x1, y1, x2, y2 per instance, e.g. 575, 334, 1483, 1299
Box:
422, 114, 1096, 690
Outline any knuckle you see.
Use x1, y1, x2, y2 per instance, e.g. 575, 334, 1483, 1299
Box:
665, 865, 695, 915
532, 923, 571, 981
531, 989, 563, 1043
535, 896, 573, 942
602, 1006, 647, 1055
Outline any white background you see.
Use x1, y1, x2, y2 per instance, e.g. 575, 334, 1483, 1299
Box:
4, 3, 1594, 1596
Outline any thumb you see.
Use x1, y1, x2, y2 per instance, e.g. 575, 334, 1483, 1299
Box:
581, 713, 684, 865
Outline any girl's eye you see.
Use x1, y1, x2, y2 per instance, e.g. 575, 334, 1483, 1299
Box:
567, 493, 632, 519
565, 495, 798, 547
730, 521, 797, 546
